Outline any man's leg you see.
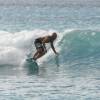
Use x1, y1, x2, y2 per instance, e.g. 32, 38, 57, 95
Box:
33, 48, 46, 60
33, 51, 39, 59
34, 52, 45, 60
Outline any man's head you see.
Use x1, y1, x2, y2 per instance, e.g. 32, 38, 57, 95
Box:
51, 32, 57, 40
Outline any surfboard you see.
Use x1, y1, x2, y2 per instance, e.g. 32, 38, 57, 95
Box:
26, 58, 38, 66
24, 58, 39, 75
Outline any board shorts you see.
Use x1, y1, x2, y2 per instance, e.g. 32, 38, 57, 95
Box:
34, 38, 47, 53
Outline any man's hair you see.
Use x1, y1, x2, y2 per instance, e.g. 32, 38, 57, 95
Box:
52, 32, 57, 40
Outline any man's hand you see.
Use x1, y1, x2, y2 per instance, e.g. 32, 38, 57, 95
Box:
55, 52, 59, 56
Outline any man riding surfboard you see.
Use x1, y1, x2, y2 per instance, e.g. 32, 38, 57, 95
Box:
33, 32, 58, 61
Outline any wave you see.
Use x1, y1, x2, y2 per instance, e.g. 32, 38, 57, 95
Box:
60, 29, 100, 62
0, 29, 100, 66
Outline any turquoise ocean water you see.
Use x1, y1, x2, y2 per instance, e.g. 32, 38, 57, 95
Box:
0, 0, 100, 100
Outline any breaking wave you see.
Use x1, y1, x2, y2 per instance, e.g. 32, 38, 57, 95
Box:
0, 29, 100, 66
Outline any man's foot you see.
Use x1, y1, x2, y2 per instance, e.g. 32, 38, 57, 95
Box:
33, 57, 36, 61
26, 58, 35, 61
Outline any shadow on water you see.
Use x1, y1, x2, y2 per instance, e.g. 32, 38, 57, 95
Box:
23, 60, 39, 76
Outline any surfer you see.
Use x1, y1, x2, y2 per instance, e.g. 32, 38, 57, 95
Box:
33, 32, 58, 60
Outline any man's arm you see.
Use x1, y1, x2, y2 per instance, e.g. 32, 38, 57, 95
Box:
50, 42, 57, 54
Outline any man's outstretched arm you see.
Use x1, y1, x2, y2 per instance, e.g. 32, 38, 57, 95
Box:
50, 42, 57, 54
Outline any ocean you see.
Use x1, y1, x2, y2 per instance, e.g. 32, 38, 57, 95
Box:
0, 0, 100, 100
